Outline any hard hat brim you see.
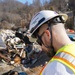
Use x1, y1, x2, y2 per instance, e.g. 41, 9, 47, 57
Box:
59, 14, 68, 22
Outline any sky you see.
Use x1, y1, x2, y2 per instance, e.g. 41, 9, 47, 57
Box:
17, 0, 50, 4
17, 0, 33, 4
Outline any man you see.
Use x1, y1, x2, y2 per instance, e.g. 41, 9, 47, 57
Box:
29, 10, 75, 75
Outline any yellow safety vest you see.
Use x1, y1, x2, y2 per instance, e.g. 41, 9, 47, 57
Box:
40, 43, 75, 75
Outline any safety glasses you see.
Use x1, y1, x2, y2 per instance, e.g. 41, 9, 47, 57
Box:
36, 32, 45, 46
36, 28, 49, 46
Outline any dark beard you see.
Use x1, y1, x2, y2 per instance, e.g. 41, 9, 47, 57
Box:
46, 47, 56, 57
43, 42, 56, 57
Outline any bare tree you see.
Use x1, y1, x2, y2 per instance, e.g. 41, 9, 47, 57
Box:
0, 0, 72, 29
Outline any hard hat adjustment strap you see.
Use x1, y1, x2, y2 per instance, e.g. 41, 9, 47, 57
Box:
47, 22, 56, 55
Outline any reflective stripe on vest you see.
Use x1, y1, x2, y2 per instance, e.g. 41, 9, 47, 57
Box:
51, 51, 75, 74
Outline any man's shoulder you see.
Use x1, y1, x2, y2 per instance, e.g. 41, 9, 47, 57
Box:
43, 61, 73, 75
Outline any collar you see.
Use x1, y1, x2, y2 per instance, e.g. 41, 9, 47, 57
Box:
56, 43, 75, 55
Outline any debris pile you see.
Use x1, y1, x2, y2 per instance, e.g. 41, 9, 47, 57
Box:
0, 29, 44, 75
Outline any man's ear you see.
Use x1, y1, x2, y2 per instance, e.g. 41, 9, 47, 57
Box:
44, 30, 50, 37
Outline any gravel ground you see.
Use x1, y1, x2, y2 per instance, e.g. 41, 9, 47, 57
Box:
0, 63, 14, 74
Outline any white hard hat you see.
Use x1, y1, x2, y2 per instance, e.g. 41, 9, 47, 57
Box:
29, 10, 68, 38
